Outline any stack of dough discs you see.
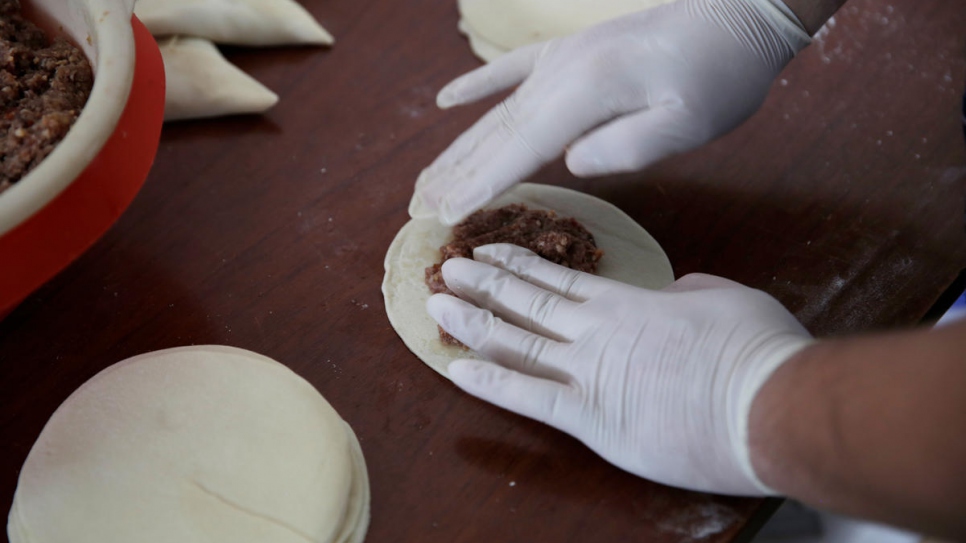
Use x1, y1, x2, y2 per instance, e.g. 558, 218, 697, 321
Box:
457, 0, 675, 62
6, 345, 369, 543
383, 183, 674, 378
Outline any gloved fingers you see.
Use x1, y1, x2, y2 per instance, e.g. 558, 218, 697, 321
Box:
662, 273, 745, 293
409, 94, 540, 226
449, 358, 581, 432
440, 257, 583, 340
411, 67, 638, 225
565, 103, 707, 177
473, 244, 620, 302
427, 293, 569, 380
408, 95, 549, 224
436, 42, 546, 109
408, 166, 451, 220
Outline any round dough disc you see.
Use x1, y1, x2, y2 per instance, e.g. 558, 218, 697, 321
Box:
458, 0, 675, 61
7, 345, 370, 543
383, 183, 674, 378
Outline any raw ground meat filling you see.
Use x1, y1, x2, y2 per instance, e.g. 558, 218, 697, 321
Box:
425, 203, 603, 346
1, 0, 93, 193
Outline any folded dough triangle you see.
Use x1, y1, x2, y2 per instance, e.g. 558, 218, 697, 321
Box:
159, 36, 279, 121
136, 0, 334, 46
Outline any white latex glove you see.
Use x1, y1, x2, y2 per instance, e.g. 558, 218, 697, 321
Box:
427, 244, 813, 495
409, 0, 810, 225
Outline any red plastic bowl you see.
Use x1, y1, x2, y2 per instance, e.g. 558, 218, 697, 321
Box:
0, 0, 165, 319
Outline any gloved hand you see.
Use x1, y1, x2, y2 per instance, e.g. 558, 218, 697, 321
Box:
427, 244, 813, 495
409, 0, 811, 225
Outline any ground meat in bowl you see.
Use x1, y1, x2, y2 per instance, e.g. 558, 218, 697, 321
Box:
1, 0, 93, 194
425, 203, 603, 346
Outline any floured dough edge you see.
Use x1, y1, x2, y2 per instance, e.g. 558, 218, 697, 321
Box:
382, 183, 674, 379
331, 421, 371, 543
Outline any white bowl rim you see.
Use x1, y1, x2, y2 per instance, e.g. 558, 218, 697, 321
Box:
0, 0, 137, 236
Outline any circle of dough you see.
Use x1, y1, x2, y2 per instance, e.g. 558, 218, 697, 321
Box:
458, 0, 676, 61
383, 183, 674, 378
7, 345, 370, 543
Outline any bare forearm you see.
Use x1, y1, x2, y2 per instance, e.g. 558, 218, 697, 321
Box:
749, 320, 966, 539
780, 0, 848, 34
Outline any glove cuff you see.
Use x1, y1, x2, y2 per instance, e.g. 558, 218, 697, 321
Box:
693, 0, 811, 74
733, 336, 816, 495
757, 0, 813, 53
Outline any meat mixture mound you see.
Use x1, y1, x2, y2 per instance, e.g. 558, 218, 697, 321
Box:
1, 0, 93, 194
425, 203, 603, 346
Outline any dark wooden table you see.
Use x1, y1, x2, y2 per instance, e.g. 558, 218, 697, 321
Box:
2, 0, 964, 541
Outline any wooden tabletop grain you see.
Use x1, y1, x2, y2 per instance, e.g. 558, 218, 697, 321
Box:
2, 0, 964, 541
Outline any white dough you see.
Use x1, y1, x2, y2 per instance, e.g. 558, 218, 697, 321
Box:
457, 18, 509, 63
135, 0, 334, 46
383, 183, 674, 378
159, 36, 279, 121
7, 345, 370, 543
457, 0, 675, 61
